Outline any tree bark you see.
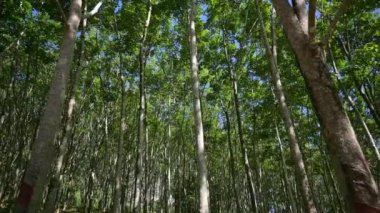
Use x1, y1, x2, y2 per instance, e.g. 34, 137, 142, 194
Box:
14, 0, 82, 212
272, 0, 380, 211
256, 3, 317, 212
189, 0, 210, 212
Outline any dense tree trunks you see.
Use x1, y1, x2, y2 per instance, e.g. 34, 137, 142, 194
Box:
14, 1, 82, 212
1, 1, 378, 212
329, 49, 380, 160
337, 37, 380, 129
345, 96, 380, 160
272, 0, 380, 211
357, 84, 380, 129
256, 3, 317, 212
189, 0, 210, 212
317, 141, 344, 212
0, 50, 33, 202
275, 124, 297, 213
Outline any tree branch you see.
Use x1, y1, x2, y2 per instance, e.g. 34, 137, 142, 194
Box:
322, 0, 353, 48
82, 1, 103, 19
272, 0, 308, 44
0, 31, 25, 59
55, 0, 67, 21
292, 0, 308, 33
308, 0, 317, 42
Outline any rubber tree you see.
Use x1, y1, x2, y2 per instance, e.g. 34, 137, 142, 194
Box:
271, 0, 380, 211
189, 0, 210, 212
14, 1, 82, 212
133, 1, 152, 212
255, 2, 317, 212
222, 31, 258, 212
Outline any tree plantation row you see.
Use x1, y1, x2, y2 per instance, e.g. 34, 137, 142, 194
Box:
0, 0, 379, 212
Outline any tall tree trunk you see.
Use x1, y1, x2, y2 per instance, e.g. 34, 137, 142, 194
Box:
143, 127, 150, 213
14, 1, 82, 212
222, 30, 258, 212
256, 3, 317, 212
134, 2, 152, 212
272, 1, 380, 211
43, 4, 89, 212
222, 107, 241, 212
164, 97, 173, 213
275, 124, 297, 213
112, 65, 127, 213
189, 0, 210, 212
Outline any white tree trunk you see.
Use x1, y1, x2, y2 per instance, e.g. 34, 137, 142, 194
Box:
189, 0, 210, 212
14, 1, 82, 212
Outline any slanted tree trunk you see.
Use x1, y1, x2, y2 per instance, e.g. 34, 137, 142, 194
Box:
272, 0, 380, 211
14, 1, 82, 212
256, 3, 317, 212
42, 4, 89, 212
189, 0, 210, 212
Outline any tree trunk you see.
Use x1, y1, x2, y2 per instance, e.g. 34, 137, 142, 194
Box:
112, 70, 126, 213
189, 0, 210, 212
14, 1, 82, 212
275, 124, 297, 213
134, 2, 152, 212
222, 107, 241, 212
272, 1, 380, 211
256, 3, 317, 212
43, 4, 89, 212
222, 29, 258, 213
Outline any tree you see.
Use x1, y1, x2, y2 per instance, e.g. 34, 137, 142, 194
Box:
14, 1, 82, 212
256, 2, 317, 212
0, 0, 378, 212
271, 0, 380, 211
189, 0, 210, 212
134, 1, 152, 212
